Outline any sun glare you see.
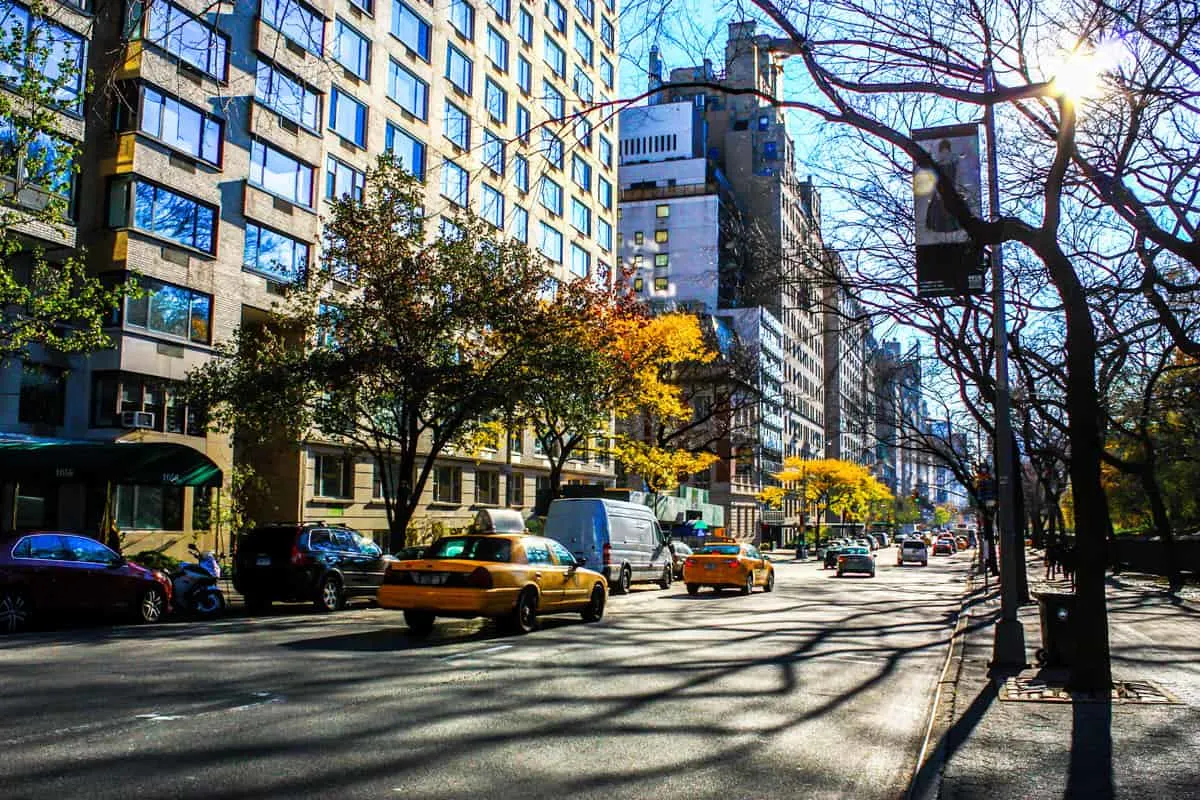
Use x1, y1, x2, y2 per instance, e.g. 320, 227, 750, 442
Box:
1049, 39, 1124, 101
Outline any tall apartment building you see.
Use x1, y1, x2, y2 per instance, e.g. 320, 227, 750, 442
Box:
638, 23, 828, 541
0, 0, 620, 553
822, 249, 874, 468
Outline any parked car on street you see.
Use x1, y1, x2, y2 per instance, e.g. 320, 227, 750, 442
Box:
0, 532, 172, 632
234, 523, 394, 612
682, 540, 775, 595
837, 546, 876, 577
377, 533, 608, 635
897, 539, 929, 566
668, 540, 693, 579
933, 536, 957, 556
823, 540, 849, 569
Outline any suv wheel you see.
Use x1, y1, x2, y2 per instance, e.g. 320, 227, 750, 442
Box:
314, 575, 343, 612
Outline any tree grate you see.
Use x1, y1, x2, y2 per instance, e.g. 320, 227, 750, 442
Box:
1000, 675, 1180, 705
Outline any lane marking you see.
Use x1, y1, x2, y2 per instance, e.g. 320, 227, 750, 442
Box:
439, 644, 513, 661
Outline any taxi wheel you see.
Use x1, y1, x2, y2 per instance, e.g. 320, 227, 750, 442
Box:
764, 570, 775, 592
658, 565, 672, 590
741, 573, 753, 595
686, 583, 700, 595
581, 584, 606, 622
404, 610, 435, 637
506, 588, 539, 634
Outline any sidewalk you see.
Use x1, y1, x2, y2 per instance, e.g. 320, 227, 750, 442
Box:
917, 550, 1200, 799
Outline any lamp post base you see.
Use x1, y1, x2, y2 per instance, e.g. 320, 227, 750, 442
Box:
989, 617, 1028, 672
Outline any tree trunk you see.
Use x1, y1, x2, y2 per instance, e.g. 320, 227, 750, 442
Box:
1139, 461, 1181, 594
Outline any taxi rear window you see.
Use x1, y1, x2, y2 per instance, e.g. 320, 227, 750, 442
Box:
427, 536, 512, 562
696, 545, 740, 555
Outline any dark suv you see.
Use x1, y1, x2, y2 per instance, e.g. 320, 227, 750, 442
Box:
234, 524, 394, 612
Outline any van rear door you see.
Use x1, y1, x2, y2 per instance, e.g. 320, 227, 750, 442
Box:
544, 500, 605, 571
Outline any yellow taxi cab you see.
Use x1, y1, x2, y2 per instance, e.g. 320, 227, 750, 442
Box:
681, 539, 775, 595
377, 532, 608, 636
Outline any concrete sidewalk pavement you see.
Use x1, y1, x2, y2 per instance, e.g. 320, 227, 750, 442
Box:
914, 550, 1200, 799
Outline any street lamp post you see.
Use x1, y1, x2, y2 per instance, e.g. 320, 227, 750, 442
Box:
984, 59, 1027, 670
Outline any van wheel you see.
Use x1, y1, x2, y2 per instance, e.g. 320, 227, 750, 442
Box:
611, 566, 631, 595
658, 565, 672, 590
581, 585, 606, 622
686, 583, 700, 595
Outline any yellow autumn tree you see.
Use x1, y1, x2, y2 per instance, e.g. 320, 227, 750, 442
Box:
760, 458, 894, 544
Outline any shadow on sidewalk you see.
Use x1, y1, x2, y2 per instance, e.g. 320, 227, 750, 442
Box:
1067, 698, 1113, 799
907, 676, 999, 798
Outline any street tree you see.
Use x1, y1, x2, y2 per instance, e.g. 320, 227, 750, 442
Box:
189, 156, 591, 542
760, 458, 891, 544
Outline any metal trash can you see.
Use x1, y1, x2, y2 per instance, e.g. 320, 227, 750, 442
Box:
1035, 593, 1077, 668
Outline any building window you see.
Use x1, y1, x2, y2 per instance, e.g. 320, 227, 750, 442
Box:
571, 154, 591, 191
0, 121, 74, 200
387, 59, 429, 119
329, 87, 367, 146
486, 26, 509, 71
541, 128, 563, 168
538, 222, 563, 262
515, 104, 531, 141
333, 18, 370, 79
575, 114, 593, 148
574, 0, 594, 23
92, 372, 207, 435
543, 34, 566, 77
482, 129, 505, 174
633, 276, 644, 291
570, 197, 590, 235
569, 243, 589, 277
446, 44, 473, 94
116, 485, 184, 531
385, 122, 426, 179
517, 55, 532, 93
488, 0, 510, 20
441, 158, 468, 207
654, 253, 668, 268
108, 178, 217, 253
432, 465, 462, 503
255, 60, 321, 131
599, 16, 613, 48
443, 100, 471, 149
391, 0, 431, 60
510, 204, 528, 242
539, 176, 563, 215
326, 155, 365, 201
517, 6, 533, 43
143, 1, 227, 82
449, 0, 475, 40
633, 231, 644, 245
508, 429, 523, 454
18, 364, 65, 426
597, 218, 611, 250
0, 7, 85, 110
481, 183, 505, 228
598, 177, 612, 209
656, 203, 670, 218
244, 221, 309, 283
507, 472, 525, 505
654, 276, 668, 291
513, 153, 529, 192
313, 453, 355, 498
476, 470, 500, 505
542, 80, 565, 119
485, 78, 508, 123
598, 134, 612, 168
135, 85, 222, 166
600, 55, 613, 88
350, 0, 373, 14
260, 0, 325, 56
572, 66, 593, 102
121, 277, 212, 344
544, 0, 566, 32
655, 228, 668, 243
249, 140, 315, 208
574, 25, 593, 64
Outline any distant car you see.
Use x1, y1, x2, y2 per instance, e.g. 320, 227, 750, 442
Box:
898, 539, 929, 566
854, 537, 876, 552
377, 533, 608, 635
0, 532, 172, 632
234, 523, 395, 612
823, 540, 848, 569
682, 540, 775, 595
837, 546, 876, 577
933, 537, 956, 556
668, 540, 693, 579
956, 536, 969, 551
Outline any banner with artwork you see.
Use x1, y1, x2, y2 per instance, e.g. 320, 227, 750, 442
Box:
912, 123, 986, 296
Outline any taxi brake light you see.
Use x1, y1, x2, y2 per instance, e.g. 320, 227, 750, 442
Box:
684, 558, 695, 567
726, 559, 739, 567
467, 567, 493, 589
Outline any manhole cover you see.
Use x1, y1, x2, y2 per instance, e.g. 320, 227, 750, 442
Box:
1000, 676, 1180, 704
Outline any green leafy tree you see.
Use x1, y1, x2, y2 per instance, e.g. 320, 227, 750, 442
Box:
0, 2, 125, 362
190, 156, 592, 541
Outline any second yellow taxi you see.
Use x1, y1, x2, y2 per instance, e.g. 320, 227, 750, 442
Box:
377, 533, 608, 636
681, 539, 775, 595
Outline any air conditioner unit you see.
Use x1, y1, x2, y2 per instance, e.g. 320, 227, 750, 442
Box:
120, 411, 155, 429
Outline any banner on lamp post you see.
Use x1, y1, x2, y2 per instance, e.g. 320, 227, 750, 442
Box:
912, 123, 986, 297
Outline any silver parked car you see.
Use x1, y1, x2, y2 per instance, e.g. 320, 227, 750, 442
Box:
837, 546, 876, 577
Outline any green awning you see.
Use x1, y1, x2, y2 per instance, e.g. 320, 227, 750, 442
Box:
0, 439, 224, 488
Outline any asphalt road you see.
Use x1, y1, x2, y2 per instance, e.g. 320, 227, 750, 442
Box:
0, 546, 971, 800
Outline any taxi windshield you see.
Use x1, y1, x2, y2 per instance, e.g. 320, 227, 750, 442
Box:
696, 545, 740, 555
426, 536, 512, 562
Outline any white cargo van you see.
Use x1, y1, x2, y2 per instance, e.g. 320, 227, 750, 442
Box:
543, 498, 673, 594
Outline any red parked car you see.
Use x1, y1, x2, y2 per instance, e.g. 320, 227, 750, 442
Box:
0, 532, 172, 633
